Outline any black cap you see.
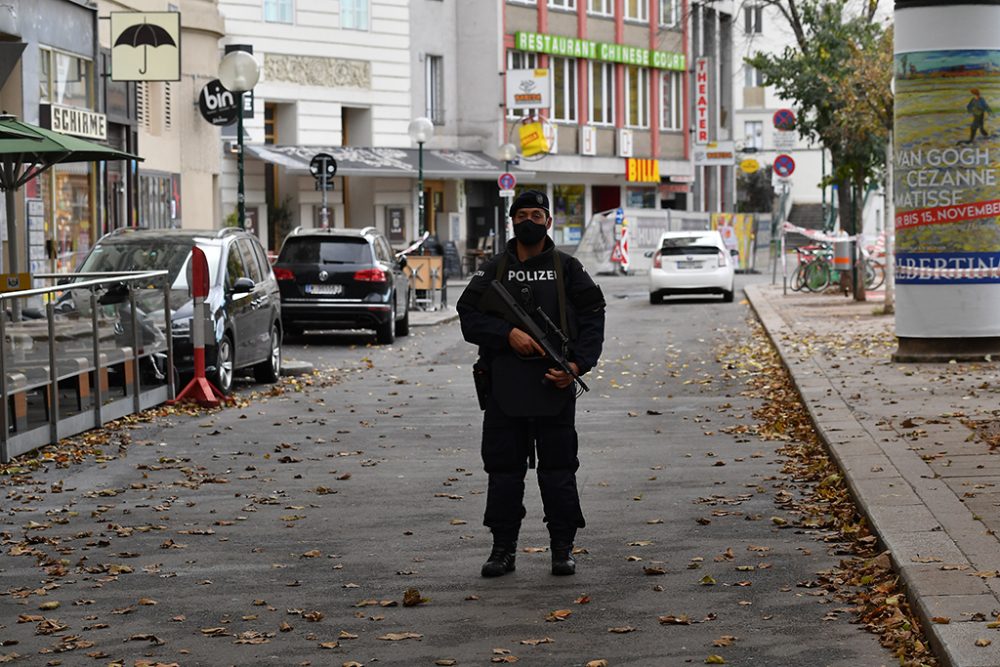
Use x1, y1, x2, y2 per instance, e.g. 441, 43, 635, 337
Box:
509, 189, 550, 217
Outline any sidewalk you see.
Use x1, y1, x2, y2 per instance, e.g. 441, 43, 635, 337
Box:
407, 277, 470, 328
746, 284, 1000, 667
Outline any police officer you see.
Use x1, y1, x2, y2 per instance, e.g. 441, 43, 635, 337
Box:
457, 190, 605, 577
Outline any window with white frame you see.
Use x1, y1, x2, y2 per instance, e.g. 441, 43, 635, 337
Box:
744, 5, 763, 33
426, 55, 444, 125
624, 65, 648, 128
744, 64, 763, 87
625, 0, 648, 22
549, 0, 576, 9
659, 0, 679, 26
507, 50, 540, 118
507, 0, 537, 4
660, 71, 682, 130
745, 120, 764, 149
589, 0, 613, 16
342, 0, 369, 30
551, 56, 577, 123
589, 62, 615, 126
264, 0, 293, 23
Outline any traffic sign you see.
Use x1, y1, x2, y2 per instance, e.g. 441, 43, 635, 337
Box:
310, 153, 338, 179
739, 158, 760, 174
499, 189, 515, 198
498, 172, 516, 191
773, 108, 796, 131
774, 154, 796, 178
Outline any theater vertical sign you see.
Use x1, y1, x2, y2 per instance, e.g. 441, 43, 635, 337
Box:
894, 1, 1000, 357
695, 58, 710, 145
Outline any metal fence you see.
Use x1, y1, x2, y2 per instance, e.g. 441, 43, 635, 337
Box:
0, 271, 175, 463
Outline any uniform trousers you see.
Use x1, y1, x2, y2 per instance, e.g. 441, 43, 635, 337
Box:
480, 395, 585, 544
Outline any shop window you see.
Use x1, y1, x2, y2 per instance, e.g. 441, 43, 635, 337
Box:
589, 0, 613, 16
426, 55, 444, 125
551, 57, 577, 123
552, 185, 585, 245
590, 62, 615, 126
626, 186, 656, 208
507, 51, 540, 119
139, 172, 177, 230
41, 163, 94, 273
625, 0, 648, 22
264, 0, 293, 23
38, 47, 93, 108
624, 65, 649, 129
660, 71, 682, 130
659, 0, 679, 26
342, 0, 369, 30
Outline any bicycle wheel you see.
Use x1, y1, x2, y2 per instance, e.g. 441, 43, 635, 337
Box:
864, 259, 885, 290
790, 263, 808, 291
803, 260, 831, 292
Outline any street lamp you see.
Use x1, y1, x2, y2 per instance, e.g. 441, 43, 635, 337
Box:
408, 117, 435, 235
219, 50, 261, 230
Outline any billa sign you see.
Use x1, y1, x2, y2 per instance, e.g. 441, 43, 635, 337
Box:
626, 158, 660, 183
695, 57, 710, 145
39, 104, 107, 141
506, 69, 550, 110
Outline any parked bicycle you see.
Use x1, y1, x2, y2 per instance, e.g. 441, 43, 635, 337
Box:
790, 242, 884, 293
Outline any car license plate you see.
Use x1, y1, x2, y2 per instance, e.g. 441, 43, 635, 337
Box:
676, 261, 703, 269
306, 284, 343, 295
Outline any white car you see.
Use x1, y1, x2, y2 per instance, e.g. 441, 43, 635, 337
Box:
647, 230, 736, 304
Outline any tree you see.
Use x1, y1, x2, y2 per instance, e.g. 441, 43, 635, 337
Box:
741, 0, 888, 299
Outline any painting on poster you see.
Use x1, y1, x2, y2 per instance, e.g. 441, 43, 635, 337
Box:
894, 49, 1000, 284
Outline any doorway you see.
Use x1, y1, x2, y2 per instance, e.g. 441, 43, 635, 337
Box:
423, 179, 445, 235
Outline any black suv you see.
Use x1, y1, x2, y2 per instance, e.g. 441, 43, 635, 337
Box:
72, 228, 282, 394
273, 226, 410, 344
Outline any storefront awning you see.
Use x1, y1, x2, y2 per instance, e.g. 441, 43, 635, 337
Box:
244, 145, 535, 179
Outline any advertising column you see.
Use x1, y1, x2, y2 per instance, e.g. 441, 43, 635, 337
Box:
894, 1, 1000, 359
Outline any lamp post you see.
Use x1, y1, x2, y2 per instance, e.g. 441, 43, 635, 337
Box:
408, 117, 435, 236
218, 50, 261, 230
498, 142, 518, 251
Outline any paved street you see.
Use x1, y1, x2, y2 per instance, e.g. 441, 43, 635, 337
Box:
0, 273, 896, 666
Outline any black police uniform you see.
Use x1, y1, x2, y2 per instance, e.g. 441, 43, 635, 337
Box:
457, 232, 605, 568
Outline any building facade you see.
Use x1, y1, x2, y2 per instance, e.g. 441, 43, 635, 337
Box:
99, 0, 227, 236
218, 0, 417, 251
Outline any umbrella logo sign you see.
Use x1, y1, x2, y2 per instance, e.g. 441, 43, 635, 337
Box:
110, 12, 180, 82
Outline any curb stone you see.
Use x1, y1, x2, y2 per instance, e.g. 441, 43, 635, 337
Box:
745, 283, 1000, 667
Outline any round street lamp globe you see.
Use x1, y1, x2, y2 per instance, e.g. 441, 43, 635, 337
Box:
218, 50, 261, 93
408, 117, 435, 144
499, 143, 518, 162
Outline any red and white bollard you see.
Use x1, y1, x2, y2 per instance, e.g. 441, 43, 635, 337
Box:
170, 245, 226, 407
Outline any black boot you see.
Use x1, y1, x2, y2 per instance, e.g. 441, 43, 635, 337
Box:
481, 543, 517, 577
551, 542, 576, 576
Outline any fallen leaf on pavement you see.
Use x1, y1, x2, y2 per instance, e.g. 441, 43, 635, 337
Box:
378, 632, 423, 641
545, 609, 572, 622
520, 637, 553, 646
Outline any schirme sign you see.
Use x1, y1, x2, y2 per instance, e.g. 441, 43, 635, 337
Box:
515, 32, 685, 71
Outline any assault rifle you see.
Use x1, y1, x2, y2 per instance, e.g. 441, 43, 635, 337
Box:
489, 280, 589, 392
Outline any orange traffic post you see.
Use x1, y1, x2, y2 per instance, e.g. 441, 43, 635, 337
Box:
170, 245, 226, 407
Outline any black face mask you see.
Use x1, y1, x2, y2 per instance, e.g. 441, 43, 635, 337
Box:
513, 220, 548, 246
